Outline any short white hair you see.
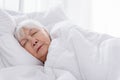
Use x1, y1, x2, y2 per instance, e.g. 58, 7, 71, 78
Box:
14, 19, 46, 41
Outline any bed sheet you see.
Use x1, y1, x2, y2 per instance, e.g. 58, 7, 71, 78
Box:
0, 65, 77, 80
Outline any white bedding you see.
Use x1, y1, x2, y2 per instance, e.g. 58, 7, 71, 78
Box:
0, 65, 78, 80
0, 9, 120, 80
44, 21, 119, 80
0, 20, 120, 80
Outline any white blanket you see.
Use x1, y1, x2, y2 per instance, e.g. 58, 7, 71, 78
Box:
45, 21, 119, 80
1, 20, 120, 80
0, 65, 57, 80
0, 65, 77, 80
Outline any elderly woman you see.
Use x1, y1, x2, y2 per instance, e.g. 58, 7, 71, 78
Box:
14, 19, 115, 80
14, 19, 80, 80
14, 20, 51, 63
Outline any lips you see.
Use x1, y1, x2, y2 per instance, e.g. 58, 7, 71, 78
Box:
36, 44, 43, 53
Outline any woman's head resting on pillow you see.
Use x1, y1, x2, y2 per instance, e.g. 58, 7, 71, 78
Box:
14, 20, 51, 63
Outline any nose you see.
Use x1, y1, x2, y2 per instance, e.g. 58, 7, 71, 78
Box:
29, 37, 38, 46
32, 39, 38, 46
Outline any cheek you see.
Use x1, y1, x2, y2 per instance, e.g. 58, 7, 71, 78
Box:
25, 43, 36, 56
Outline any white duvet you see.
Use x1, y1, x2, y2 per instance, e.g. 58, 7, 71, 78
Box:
1, 21, 120, 80
45, 21, 120, 80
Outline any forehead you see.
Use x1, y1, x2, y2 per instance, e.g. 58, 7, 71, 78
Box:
21, 26, 41, 33
18, 27, 39, 40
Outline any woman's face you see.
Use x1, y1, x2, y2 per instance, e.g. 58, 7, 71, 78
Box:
19, 27, 51, 63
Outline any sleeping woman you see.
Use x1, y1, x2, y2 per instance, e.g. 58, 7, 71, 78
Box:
14, 20, 51, 64
14, 19, 117, 80
14, 19, 79, 80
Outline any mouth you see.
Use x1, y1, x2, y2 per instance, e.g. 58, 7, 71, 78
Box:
37, 44, 44, 53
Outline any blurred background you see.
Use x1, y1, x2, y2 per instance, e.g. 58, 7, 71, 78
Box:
0, 0, 120, 37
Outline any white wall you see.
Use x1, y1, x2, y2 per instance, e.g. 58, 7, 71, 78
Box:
2, 0, 120, 37
90, 0, 120, 37
0, 0, 19, 11
0, 0, 90, 29
65, 0, 91, 29
0, 0, 4, 8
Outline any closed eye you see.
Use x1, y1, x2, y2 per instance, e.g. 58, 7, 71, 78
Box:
31, 31, 38, 36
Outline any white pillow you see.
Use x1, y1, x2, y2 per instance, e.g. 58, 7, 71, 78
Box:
30, 6, 67, 32
0, 10, 16, 36
0, 10, 43, 68
8, 6, 68, 32
27, 6, 67, 26
0, 35, 43, 67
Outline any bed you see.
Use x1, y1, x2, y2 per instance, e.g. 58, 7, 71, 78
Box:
0, 6, 120, 80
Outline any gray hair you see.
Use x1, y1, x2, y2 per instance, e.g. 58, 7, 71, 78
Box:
14, 19, 46, 41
